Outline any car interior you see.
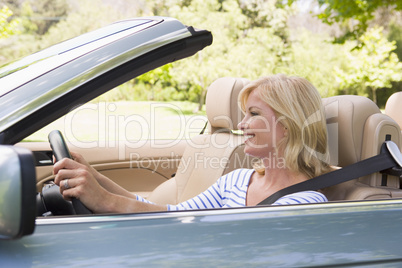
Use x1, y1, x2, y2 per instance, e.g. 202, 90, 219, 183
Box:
322, 95, 402, 201
147, 77, 402, 205
385, 91, 402, 133
147, 77, 256, 205
19, 76, 402, 213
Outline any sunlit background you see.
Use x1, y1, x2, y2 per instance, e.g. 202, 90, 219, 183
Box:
1, 0, 401, 141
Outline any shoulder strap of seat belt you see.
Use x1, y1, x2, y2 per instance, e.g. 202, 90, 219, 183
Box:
258, 141, 401, 206
199, 120, 208, 134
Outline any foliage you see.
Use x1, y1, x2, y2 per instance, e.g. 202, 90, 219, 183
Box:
34, 0, 123, 50
138, 0, 296, 109
136, 63, 183, 101
0, 0, 131, 66
388, 20, 402, 61
334, 27, 402, 104
284, 28, 345, 97
0, 5, 21, 64
0, 5, 20, 39
0, 0, 401, 107
27, 0, 69, 35
385, 19, 402, 100
1, 0, 69, 35
287, 0, 402, 43
19, 1, 38, 34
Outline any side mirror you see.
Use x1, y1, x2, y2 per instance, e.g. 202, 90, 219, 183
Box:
0, 145, 36, 239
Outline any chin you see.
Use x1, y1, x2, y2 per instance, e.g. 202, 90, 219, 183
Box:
244, 145, 276, 159
243, 147, 262, 159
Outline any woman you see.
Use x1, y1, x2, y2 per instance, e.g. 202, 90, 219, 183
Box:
54, 74, 333, 213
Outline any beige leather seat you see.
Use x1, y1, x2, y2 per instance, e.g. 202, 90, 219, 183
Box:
322, 95, 402, 201
385, 92, 402, 131
147, 77, 254, 205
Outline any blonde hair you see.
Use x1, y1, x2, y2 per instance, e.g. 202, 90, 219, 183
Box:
239, 74, 332, 179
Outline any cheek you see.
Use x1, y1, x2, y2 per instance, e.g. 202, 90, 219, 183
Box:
250, 117, 271, 131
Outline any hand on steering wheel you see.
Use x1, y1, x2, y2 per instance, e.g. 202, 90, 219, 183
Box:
48, 130, 92, 215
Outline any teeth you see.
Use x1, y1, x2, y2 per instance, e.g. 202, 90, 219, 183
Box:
245, 135, 254, 139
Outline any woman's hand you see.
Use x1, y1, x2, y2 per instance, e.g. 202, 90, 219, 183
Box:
52, 151, 167, 214
69, 151, 105, 182
53, 155, 111, 213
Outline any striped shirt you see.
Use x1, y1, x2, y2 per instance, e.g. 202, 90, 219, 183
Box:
135, 168, 328, 210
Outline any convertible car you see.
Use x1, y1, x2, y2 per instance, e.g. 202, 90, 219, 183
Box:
1, 16, 402, 267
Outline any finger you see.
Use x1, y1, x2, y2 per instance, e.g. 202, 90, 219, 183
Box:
70, 151, 85, 163
54, 168, 80, 185
53, 157, 81, 175
61, 187, 77, 201
59, 179, 73, 191
59, 178, 82, 200
70, 152, 93, 170
61, 180, 88, 201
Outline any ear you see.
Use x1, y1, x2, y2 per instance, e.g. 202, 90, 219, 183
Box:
283, 126, 288, 137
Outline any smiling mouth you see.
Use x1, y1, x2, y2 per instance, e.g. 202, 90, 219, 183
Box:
244, 134, 255, 141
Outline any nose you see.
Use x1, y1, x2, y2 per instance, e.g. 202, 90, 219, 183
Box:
237, 118, 247, 130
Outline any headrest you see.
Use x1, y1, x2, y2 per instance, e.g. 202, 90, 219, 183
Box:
206, 77, 249, 132
385, 92, 402, 130
323, 95, 380, 167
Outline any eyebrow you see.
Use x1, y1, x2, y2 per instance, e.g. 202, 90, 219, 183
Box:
248, 106, 262, 111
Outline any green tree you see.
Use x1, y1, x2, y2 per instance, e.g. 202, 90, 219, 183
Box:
0, 5, 21, 64
284, 28, 346, 97
388, 20, 402, 61
0, 5, 20, 39
31, 0, 124, 50
288, 0, 402, 42
140, 0, 295, 109
136, 64, 180, 101
18, 0, 69, 35
334, 27, 402, 104
0, 0, 136, 66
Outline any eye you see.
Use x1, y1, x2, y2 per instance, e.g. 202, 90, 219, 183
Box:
250, 111, 259, 116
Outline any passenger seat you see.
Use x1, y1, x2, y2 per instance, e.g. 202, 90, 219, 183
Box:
322, 95, 402, 201
147, 77, 255, 205
385, 92, 402, 132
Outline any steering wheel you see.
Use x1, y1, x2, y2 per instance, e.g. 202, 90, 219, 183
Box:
37, 130, 92, 216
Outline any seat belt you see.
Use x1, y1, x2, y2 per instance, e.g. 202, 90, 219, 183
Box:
199, 120, 208, 134
258, 141, 402, 206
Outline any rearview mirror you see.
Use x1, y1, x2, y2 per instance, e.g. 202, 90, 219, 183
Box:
0, 145, 36, 239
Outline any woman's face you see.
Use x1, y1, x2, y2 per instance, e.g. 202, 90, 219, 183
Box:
238, 89, 287, 159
